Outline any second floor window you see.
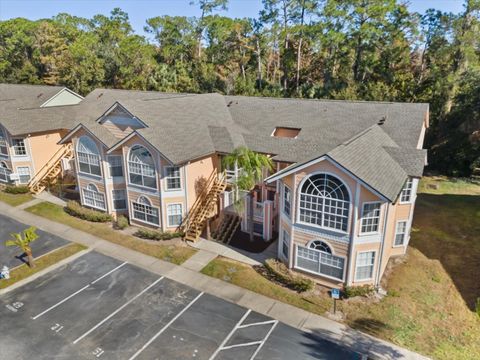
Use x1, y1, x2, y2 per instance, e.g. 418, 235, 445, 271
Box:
128, 145, 157, 189
283, 184, 291, 217
108, 156, 123, 177
299, 173, 350, 232
165, 166, 181, 190
360, 202, 381, 234
0, 129, 8, 155
400, 178, 413, 203
12, 139, 27, 156
77, 136, 101, 176
395, 221, 407, 246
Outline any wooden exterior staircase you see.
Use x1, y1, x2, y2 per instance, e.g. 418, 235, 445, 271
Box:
180, 170, 227, 242
212, 213, 240, 244
28, 143, 74, 195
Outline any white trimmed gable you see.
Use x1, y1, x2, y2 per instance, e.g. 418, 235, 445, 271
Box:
40, 88, 83, 107
99, 103, 146, 139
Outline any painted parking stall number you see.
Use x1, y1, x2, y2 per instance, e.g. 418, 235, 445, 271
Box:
51, 323, 64, 333
92, 347, 105, 358
5, 301, 24, 313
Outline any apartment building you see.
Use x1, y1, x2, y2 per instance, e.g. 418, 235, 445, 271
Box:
0, 84, 428, 288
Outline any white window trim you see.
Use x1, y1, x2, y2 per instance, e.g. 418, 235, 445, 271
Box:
354, 250, 376, 282
295, 172, 352, 235
282, 183, 291, 219
294, 243, 346, 282
164, 166, 183, 191
127, 144, 158, 191
16, 166, 31, 184
166, 202, 183, 227
399, 178, 414, 204
393, 220, 408, 247
12, 138, 28, 156
81, 184, 106, 211
359, 201, 382, 236
107, 155, 124, 179
281, 229, 290, 260
111, 189, 127, 210
131, 197, 160, 227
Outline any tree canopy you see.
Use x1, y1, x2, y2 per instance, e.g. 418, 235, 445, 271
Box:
1, 0, 479, 176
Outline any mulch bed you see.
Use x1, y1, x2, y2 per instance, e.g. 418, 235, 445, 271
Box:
228, 228, 276, 253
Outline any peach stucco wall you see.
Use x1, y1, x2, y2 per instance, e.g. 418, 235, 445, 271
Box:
29, 130, 68, 173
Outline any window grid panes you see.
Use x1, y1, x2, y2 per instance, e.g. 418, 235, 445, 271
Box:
282, 230, 290, 259
0, 129, 8, 155
283, 185, 291, 217
83, 184, 106, 210
355, 252, 375, 281
299, 174, 350, 232
0, 162, 11, 182
361, 203, 381, 233
128, 146, 156, 189
12, 139, 26, 156
400, 178, 413, 202
296, 244, 345, 280
112, 189, 127, 210
165, 167, 181, 190
77, 137, 101, 176
108, 156, 123, 177
395, 221, 407, 246
132, 196, 159, 225
167, 204, 182, 227
17, 167, 31, 184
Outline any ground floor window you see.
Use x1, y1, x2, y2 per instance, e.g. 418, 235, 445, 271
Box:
355, 251, 375, 281
295, 242, 345, 281
112, 189, 127, 210
17, 166, 31, 184
0, 162, 11, 183
394, 221, 407, 246
132, 196, 159, 226
83, 184, 106, 210
167, 203, 182, 227
282, 229, 290, 259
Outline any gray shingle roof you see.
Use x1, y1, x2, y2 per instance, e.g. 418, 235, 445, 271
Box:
0, 85, 428, 201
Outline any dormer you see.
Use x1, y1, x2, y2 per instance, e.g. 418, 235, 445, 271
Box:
98, 102, 146, 139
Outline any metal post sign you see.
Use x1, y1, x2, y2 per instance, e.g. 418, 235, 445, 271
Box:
331, 288, 340, 299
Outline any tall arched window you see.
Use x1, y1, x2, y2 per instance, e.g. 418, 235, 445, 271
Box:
0, 128, 8, 156
0, 162, 11, 183
299, 173, 350, 232
128, 145, 157, 189
82, 183, 105, 210
77, 136, 101, 176
132, 196, 159, 225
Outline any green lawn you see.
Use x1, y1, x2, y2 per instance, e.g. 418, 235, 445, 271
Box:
0, 243, 86, 290
26, 202, 196, 265
0, 191, 34, 206
202, 177, 480, 360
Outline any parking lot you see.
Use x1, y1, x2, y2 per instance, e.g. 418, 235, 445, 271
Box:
0, 251, 362, 359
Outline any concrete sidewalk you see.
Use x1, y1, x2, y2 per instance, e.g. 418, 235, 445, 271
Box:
0, 200, 429, 360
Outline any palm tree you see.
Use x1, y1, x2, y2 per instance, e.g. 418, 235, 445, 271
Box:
5, 227, 39, 268
223, 146, 273, 241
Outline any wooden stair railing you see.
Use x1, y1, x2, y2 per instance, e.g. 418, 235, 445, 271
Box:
28, 143, 74, 195
181, 170, 227, 242
213, 214, 240, 244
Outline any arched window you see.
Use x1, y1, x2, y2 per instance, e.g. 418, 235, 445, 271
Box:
128, 145, 157, 189
299, 173, 350, 232
132, 195, 159, 225
0, 162, 11, 183
0, 128, 8, 156
309, 240, 332, 254
77, 136, 101, 176
82, 183, 105, 210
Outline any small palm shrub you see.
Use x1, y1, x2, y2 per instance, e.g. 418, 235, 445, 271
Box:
134, 228, 184, 241
65, 201, 113, 222
5, 227, 39, 267
4, 185, 30, 194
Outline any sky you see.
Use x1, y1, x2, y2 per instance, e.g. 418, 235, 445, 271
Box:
0, 0, 466, 37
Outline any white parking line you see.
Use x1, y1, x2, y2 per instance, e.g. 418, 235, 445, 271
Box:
249, 320, 278, 360
32, 262, 128, 320
208, 309, 251, 360
72, 276, 164, 345
220, 340, 262, 350
237, 319, 277, 329
128, 292, 204, 360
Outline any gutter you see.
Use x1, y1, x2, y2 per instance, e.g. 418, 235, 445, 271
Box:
375, 202, 390, 289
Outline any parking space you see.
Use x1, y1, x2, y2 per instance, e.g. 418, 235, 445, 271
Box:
0, 214, 68, 268
0, 251, 362, 360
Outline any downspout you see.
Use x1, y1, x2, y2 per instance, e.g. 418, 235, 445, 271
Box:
345, 182, 361, 286
375, 202, 390, 289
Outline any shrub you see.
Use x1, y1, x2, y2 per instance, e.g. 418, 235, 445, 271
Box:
115, 215, 129, 230
344, 285, 375, 298
65, 201, 113, 222
476, 298, 480, 318
4, 185, 30, 194
134, 228, 184, 241
264, 258, 314, 292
